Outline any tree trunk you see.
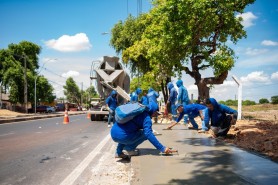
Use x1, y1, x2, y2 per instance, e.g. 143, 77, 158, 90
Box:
161, 77, 170, 104
197, 80, 210, 103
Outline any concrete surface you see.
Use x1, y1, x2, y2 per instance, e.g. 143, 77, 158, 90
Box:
130, 124, 278, 185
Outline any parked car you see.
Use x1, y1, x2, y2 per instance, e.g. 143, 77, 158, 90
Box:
46, 106, 55, 113
36, 105, 55, 113
36, 105, 48, 113
55, 103, 65, 111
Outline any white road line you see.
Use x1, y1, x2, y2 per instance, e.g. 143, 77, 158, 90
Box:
59, 134, 111, 185
0, 132, 14, 137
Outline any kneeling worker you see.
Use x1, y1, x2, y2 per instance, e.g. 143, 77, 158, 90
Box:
166, 104, 207, 130
110, 101, 174, 158
203, 98, 237, 138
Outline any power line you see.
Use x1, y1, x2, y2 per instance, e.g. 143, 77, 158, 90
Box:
43, 67, 66, 79
48, 79, 64, 87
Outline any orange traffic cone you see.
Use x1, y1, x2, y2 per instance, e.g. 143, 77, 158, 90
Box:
63, 110, 69, 124
87, 112, 91, 119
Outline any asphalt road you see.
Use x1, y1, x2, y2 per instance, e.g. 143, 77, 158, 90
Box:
0, 115, 112, 185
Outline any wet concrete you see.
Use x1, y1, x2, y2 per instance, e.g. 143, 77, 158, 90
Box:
131, 124, 278, 185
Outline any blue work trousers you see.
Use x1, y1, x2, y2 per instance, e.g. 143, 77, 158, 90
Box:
108, 109, 115, 125
171, 104, 177, 121
201, 109, 210, 131
188, 117, 199, 129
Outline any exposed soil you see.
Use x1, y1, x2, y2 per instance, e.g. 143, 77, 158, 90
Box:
0, 109, 27, 117
203, 106, 278, 162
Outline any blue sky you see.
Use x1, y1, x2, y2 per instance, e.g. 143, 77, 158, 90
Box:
0, 0, 278, 102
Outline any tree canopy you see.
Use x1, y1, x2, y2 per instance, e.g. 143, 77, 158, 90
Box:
63, 77, 81, 104
110, 0, 255, 101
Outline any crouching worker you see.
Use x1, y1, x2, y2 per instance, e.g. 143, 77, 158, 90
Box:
204, 98, 238, 138
166, 104, 206, 130
110, 101, 174, 159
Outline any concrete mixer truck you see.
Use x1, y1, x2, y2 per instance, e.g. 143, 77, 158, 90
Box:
89, 56, 130, 121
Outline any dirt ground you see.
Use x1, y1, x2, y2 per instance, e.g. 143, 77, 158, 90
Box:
0, 109, 28, 117
201, 105, 278, 162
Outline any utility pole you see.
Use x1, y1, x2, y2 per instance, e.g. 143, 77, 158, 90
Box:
81, 82, 83, 108
23, 56, 28, 113
0, 82, 2, 109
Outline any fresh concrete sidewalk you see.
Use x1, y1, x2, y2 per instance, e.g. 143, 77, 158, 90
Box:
131, 124, 278, 185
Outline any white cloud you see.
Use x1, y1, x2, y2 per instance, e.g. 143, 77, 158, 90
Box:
245, 48, 268, 56
237, 50, 278, 67
271, 71, 278, 80
221, 80, 237, 87
44, 33, 92, 52
240, 71, 270, 84
187, 84, 197, 91
261, 40, 278, 46
236, 12, 257, 28
62, 70, 80, 78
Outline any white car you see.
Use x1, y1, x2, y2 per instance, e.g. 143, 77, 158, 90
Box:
46, 106, 56, 113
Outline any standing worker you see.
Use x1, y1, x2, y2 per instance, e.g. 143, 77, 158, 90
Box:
203, 98, 238, 138
140, 92, 149, 106
167, 82, 178, 121
147, 88, 159, 105
130, 88, 142, 103
176, 79, 190, 125
166, 104, 207, 130
105, 90, 118, 128
147, 87, 160, 124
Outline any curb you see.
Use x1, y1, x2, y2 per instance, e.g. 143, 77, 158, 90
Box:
0, 112, 86, 124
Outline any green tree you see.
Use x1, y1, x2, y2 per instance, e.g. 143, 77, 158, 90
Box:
242, 100, 256, 106
110, 14, 171, 103
32, 75, 56, 104
86, 86, 98, 98
271, 96, 278, 104
259, 98, 269, 104
0, 41, 41, 105
63, 77, 81, 104
112, 0, 255, 101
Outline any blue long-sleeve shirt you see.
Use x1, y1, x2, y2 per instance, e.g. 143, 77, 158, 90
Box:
140, 95, 149, 106
176, 80, 189, 105
105, 91, 118, 110
204, 98, 238, 127
176, 104, 207, 122
147, 88, 159, 104
167, 82, 177, 105
110, 111, 165, 152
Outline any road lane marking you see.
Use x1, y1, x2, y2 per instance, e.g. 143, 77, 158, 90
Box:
59, 134, 111, 185
0, 132, 15, 137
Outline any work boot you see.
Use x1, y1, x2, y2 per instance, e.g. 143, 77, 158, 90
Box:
188, 126, 198, 130
125, 149, 139, 156
115, 153, 129, 159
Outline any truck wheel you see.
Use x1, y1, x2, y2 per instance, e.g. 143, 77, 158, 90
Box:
91, 114, 96, 121
96, 115, 102, 121
100, 115, 105, 121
